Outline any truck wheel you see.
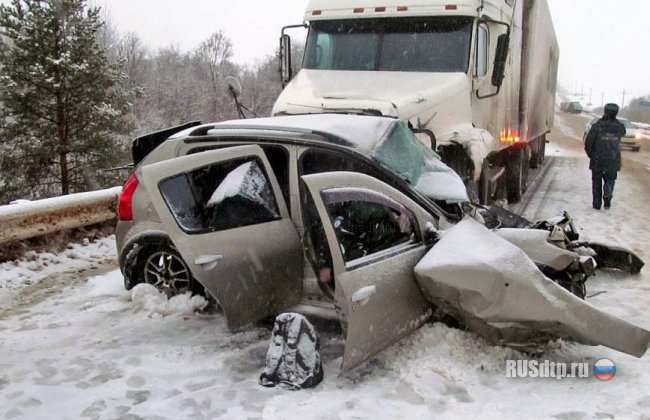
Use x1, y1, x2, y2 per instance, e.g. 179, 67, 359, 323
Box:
539, 136, 546, 164
531, 136, 547, 168
530, 138, 540, 169
506, 147, 526, 203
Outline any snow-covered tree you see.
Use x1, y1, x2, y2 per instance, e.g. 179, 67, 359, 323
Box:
0, 0, 135, 202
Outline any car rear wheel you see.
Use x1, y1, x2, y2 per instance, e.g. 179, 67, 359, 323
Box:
129, 242, 200, 297
142, 249, 192, 296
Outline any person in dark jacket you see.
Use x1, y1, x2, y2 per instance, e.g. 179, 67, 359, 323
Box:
584, 103, 626, 209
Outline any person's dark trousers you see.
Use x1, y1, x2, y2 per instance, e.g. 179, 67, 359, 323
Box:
591, 170, 617, 209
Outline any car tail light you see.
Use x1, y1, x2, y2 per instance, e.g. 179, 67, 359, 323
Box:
118, 173, 139, 221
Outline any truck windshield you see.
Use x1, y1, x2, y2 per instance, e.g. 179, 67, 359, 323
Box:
304, 17, 473, 73
372, 122, 469, 203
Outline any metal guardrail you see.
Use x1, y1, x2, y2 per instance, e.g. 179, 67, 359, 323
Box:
0, 187, 122, 246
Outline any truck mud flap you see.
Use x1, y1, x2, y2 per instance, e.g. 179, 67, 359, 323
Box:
587, 242, 644, 275
414, 218, 650, 358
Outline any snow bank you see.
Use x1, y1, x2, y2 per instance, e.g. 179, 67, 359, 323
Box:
0, 235, 117, 310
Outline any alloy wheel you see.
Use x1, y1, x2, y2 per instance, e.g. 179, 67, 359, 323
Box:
143, 250, 191, 297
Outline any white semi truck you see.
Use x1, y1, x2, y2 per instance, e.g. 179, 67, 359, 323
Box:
273, 0, 559, 204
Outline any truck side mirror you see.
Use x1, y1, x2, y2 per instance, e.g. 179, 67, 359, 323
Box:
224, 76, 242, 99
280, 34, 293, 87
491, 33, 509, 87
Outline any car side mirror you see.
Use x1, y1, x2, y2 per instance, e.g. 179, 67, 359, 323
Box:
492, 33, 509, 88
425, 221, 440, 245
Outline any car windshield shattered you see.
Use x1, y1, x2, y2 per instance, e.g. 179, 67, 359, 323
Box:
372, 121, 469, 203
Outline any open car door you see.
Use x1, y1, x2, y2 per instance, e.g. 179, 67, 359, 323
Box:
139, 145, 303, 330
301, 171, 437, 371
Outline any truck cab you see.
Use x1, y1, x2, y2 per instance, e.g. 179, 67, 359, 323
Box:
274, 0, 559, 204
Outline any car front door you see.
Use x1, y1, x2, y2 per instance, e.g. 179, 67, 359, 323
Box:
301, 171, 436, 371
139, 145, 303, 330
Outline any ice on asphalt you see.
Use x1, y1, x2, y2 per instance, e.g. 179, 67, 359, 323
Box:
1, 113, 650, 419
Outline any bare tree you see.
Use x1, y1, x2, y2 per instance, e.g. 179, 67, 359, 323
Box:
192, 31, 237, 122
118, 32, 148, 90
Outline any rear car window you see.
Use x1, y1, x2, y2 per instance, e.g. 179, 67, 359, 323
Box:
188, 143, 291, 214
159, 157, 280, 233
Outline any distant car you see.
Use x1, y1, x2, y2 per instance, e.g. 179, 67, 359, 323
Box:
583, 117, 641, 151
560, 101, 583, 114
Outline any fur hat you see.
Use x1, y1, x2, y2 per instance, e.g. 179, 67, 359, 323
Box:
604, 103, 619, 118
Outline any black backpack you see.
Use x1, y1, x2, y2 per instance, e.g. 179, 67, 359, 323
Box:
259, 312, 324, 389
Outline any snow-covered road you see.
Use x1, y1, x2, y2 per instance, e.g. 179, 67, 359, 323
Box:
1, 112, 650, 419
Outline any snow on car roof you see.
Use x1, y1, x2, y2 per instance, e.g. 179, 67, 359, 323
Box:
207, 114, 398, 155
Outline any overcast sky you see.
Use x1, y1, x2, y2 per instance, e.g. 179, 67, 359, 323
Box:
92, 0, 650, 104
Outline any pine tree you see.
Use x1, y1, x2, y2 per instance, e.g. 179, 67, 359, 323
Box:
0, 0, 134, 201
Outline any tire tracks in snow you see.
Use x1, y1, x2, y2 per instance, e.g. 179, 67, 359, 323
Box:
0, 258, 118, 321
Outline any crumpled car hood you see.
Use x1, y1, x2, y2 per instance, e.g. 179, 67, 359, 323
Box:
414, 218, 650, 357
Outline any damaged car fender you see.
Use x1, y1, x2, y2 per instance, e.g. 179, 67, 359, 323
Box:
494, 228, 582, 272
414, 218, 650, 357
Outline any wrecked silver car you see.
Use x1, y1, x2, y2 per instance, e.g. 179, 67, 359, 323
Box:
115, 114, 649, 371
416, 217, 649, 358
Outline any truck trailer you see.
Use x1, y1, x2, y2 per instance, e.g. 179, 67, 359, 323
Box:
273, 0, 559, 204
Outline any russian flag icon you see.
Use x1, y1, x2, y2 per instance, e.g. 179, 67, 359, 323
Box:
593, 359, 616, 381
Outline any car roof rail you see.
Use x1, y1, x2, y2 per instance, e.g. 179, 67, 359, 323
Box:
205, 125, 355, 147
